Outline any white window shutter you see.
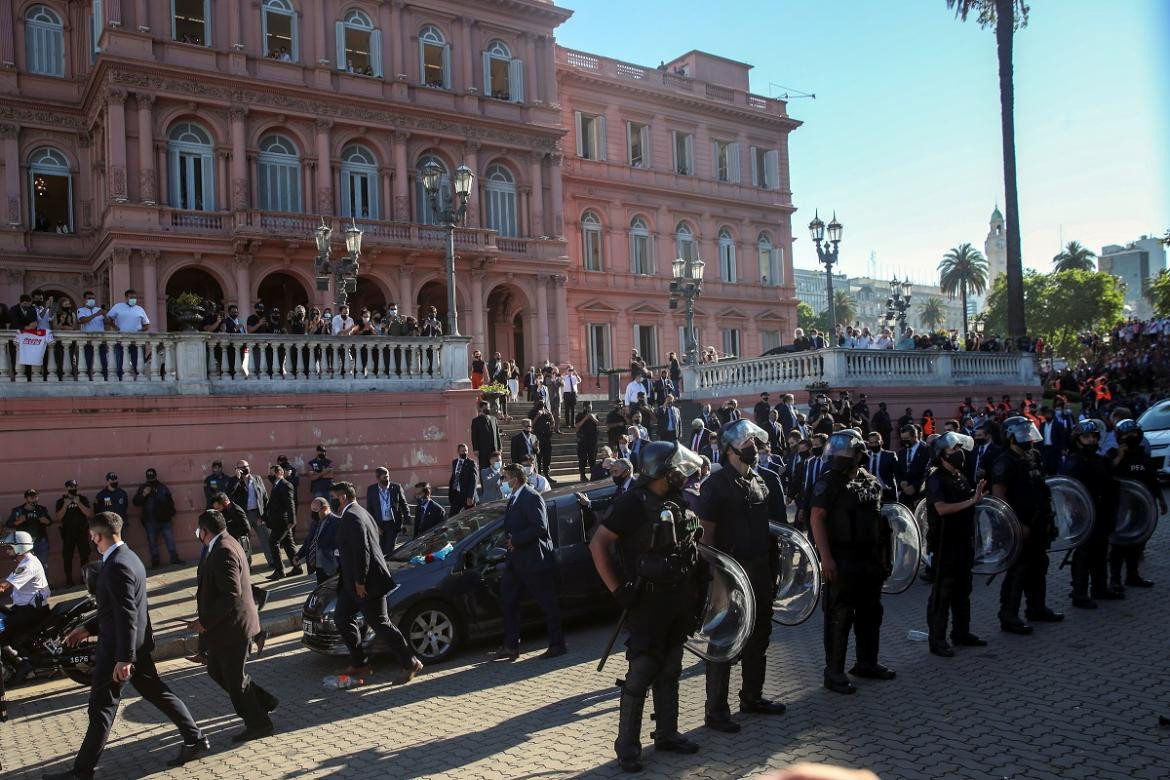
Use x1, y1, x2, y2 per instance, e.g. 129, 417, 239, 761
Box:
291, 13, 299, 61
627, 122, 635, 164
417, 39, 426, 83
670, 130, 678, 171
335, 21, 346, 70
711, 140, 719, 178
370, 29, 383, 77
597, 115, 607, 160
441, 44, 451, 87
730, 143, 741, 183
640, 124, 650, 167
684, 134, 693, 173
574, 112, 584, 157
512, 58, 524, 101
202, 154, 215, 210
765, 149, 780, 190
482, 51, 492, 94
749, 146, 758, 187
774, 247, 785, 284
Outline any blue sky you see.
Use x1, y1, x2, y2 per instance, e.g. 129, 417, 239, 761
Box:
554, 0, 1169, 282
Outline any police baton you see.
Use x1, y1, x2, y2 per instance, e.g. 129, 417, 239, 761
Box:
597, 578, 643, 673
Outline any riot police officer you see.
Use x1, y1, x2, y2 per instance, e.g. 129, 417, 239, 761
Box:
924, 432, 987, 657
1061, 419, 1122, 606
992, 416, 1061, 634
588, 441, 706, 773
697, 420, 787, 734
808, 428, 895, 695
1108, 419, 1167, 589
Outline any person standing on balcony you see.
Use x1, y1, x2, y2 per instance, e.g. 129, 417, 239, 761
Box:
77, 290, 108, 379
106, 289, 149, 378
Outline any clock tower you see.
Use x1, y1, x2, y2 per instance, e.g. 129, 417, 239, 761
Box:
984, 205, 1007, 291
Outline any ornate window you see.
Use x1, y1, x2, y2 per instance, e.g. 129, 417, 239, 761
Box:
675, 221, 697, 263
262, 0, 298, 61
718, 228, 736, 283
626, 121, 648, 168
581, 211, 603, 271
336, 9, 382, 77
28, 147, 73, 233
340, 144, 378, 219
671, 131, 693, 176
171, 0, 210, 46
168, 122, 215, 211
758, 232, 783, 286
483, 164, 517, 237
629, 217, 652, 275
257, 134, 301, 213
713, 140, 740, 183
750, 146, 780, 189
25, 6, 65, 77
414, 154, 449, 225
482, 39, 523, 102
418, 25, 450, 88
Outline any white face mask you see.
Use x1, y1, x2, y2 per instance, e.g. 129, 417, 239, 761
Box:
490, 461, 501, 472
522, 465, 533, 476
500, 481, 513, 498
86, 298, 96, 307
127, 298, 138, 306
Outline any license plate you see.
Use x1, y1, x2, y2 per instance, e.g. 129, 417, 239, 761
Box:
302, 619, 315, 636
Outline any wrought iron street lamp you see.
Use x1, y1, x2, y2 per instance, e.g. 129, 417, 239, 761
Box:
669, 254, 705, 367
884, 276, 912, 335
422, 160, 475, 336
313, 217, 364, 309
809, 210, 843, 336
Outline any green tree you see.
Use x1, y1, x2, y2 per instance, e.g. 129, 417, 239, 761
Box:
948, 0, 1030, 338
1160, 228, 1169, 248
918, 297, 947, 331
796, 300, 818, 333
830, 290, 857, 328
938, 242, 989, 335
1149, 270, 1170, 317
985, 269, 1124, 357
1052, 240, 1096, 272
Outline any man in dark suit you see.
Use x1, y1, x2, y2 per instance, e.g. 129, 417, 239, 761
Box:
773, 393, 798, 437
471, 403, 501, 469
753, 392, 772, 427
655, 395, 682, 442
871, 402, 893, 449
188, 510, 277, 744
1038, 407, 1068, 475
263, 464, 302, 580
495, 464, 565, 660
227, 459, 272, 567
896, 424, 930, 508
412, 482, 447, 537
448, 443, 478, 516
627, 426, 649, 471
796, 437, 828, 527
716, 399, 742, 425
754, 446, 788, 523
968, 423, 1001, 485
330, 481, 422, 682
864, 431, 899, 504
511, 418, 540, 465
577, 457, 634, 517
687, 419, 713, 456
54, 512, 207, 778
365, 466, 410, 556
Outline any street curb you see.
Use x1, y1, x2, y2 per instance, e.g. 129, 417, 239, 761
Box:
152, 610, 303, 662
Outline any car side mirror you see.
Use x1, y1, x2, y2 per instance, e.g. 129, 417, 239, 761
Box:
485, 547, 508, 565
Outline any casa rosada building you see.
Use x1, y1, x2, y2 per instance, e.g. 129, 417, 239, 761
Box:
0, 0, 799, 377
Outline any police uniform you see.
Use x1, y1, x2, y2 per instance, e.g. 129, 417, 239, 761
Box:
1061, 444, 1118, 601
203, 471, 229, 509
924, 466, 977, 646
991, 447, 1058, 628
1109, 447, 1160, 587
698, 464, 782, 725
0, 550, 50, 702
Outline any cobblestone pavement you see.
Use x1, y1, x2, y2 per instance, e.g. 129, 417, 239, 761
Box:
4, 501, 1168, 780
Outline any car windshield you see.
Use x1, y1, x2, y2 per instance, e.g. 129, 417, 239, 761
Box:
1138, 406, 1170, 432
389, 511, 492, 563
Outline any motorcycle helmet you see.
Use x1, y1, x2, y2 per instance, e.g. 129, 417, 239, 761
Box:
1002, 416, 1042, 445
929, 431, 974, 462
0, 530, 33, 556
637, 440, 703, 484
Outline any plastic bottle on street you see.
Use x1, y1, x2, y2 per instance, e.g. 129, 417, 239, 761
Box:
906, 629, 929, 642
323, 674, 363, 690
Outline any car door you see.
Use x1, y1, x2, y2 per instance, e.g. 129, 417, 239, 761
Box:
553, 488, 614, 614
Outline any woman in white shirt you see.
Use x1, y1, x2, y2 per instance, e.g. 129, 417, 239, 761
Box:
873, 328, 894, 349
856, 328, 873, 349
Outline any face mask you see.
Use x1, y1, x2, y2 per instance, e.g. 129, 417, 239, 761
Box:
523, 466, 534, 476
612, 474, 625, 486
944, 450, 965, 468
109, 481, 118, 489
491, 461, 501, 472
86, 298, 96, 307
810, 446, 824, 457
500, 481, 513, 498
1017, 441, 1034, 452
458, 453, 466, 460
68, 488, 78, 495
240, 467, 249, 475
736, 446, 759, 466
147, 476, 157, 483
867, 444, 881, 452
128, 298, 138, 306
324, 311, 332, 319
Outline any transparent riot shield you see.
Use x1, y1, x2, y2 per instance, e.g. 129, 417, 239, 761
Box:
1111, 479, 1159, 546
769, 522, 822, 626
684, 544, 756, 663
972, 496, 1023, 575
881, 503, 921, 594
1045, 476, 1095, 552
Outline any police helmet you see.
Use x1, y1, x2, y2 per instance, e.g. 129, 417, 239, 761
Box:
0, 530, 34, 555
1002, 416, 1042, 444
1114, 419, 1143, 439
719, 419, 768, 453
929, 431, 974, 461
824, 428, 866, 459
1073, 419, 1106, 438
637, 440, 703, 482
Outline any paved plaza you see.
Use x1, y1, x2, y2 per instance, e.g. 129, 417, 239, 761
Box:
4, 502, 1169, 780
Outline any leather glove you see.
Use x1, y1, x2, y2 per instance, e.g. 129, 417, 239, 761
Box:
612, 581, 639, 610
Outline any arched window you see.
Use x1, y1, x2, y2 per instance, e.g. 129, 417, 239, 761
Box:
758, 232, 782, 286
581, 211, 603, 271
675, 221, 697, 263
25, 6, 65, 77
414, 154, 449, 225
483, 164, 517, 237
168, 122, 216, 211
28, 147, 73, 233
336, 9, 382, 77
172, 0, 211, 46
340, 144, 378, 219
482, 39, 523, 102
718, 228, 736, 283
418, 24, 450, 88
262, 0, 298, 62
257, 134, 301, 213
629, 217, 652, 275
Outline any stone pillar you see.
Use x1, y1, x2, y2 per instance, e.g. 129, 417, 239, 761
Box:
216, 151, 229, 210
106, 87, 129, 203
1, 123, 19, 226
140, 250, 159, 330
311, 0, 326, 65
392, 130, 410, 221
155, 143, 167, 206
553, 274, 569, 364
234, 252, 252, 317
470, 269, 486, 350
388, 0, 404, 78
229, 106, 248, 210
399, 261, 414, 313
535, 275, 550, 362
228, 0, 241, 48
136, 93, 156, 204
458, 16, 474, 92
528, 153, 543, 238
135, 0, 149, 31
463, 141, 479, 227
540, 35, 557, 106
0, 0, 16, 67
111, 248, 132, 299
106, 0, 121, 27
548, 153, 563, 238
523, 32, 539, 103
315, 118, 333, 215
77, 133, 93, 227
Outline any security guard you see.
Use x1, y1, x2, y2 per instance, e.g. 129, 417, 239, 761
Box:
1061, 419, 1121, 606
1108, 419, 1167, 589
0, 530, 52, 721
924, 432, 987, 657
698, 420, 787, 733
809, 428, 895, 695
589, 441, 706, 773
992, 416, 1061, 634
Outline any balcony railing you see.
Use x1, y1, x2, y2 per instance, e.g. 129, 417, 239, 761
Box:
1, 331, 471, 396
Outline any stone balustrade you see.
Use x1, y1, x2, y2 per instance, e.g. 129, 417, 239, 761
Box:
0, 331, 470, 396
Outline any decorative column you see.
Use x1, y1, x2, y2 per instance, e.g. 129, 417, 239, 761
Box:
110, 248, 132, 299
528, 153, 543, 237
470, 269, 486, 350
229, 105, 248, 210
553, 273, 569, 364
77, 133, 93, 227
458, 16, 474, 92
107, 0, 122, 27
140, 250, 159, 330
135, 0, 149, 31
228, 0, 241, 49
539, 35, 557, 106
136, 93, 156, 204
535, 275, 550, 362
155, 143, 168, 205
233, 251, 252, 316
388, 0, 405, 78
106, 87, 129, 203
463, 141, 479, 227
315, 118, 333, 215
548, 153, 563, 237
216, 151, 229, 210
0, 0, 16, 67
392, 130, 409, 221
523, 32, 539, 103
1, 124, 19, 226
399, 260, 414, 313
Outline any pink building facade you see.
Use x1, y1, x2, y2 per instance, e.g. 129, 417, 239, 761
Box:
0, 0, 798, 374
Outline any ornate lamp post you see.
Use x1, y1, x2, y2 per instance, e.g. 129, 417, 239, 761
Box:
313, 217, 364, 309
884, 277, 912, 335
669, 254, 705, 367
809, 210, 843, 336
421, 160, 475, 336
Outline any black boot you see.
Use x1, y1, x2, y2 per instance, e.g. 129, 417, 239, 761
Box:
703, 662, 739, 733
614, 687, 646, 773
651, 676, 699, 754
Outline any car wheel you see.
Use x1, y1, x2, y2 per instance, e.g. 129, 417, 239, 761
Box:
402, 602, 461, 664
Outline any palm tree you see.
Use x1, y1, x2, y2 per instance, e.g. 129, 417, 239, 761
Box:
829, 290, 856, 329
938, 242, 989, 336
1160, 228, 1169, 248
1053, 240, 1096, 272
918, 297, 947, 332
948, 0, 1030, 338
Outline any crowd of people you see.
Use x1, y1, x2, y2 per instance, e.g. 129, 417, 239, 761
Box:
790, 324, 1043, 354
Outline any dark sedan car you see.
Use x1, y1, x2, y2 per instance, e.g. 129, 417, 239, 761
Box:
301, 482, 620, 664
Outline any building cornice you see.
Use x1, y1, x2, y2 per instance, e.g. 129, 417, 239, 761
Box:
0, 101, 86, 132
462, 0, 574, 25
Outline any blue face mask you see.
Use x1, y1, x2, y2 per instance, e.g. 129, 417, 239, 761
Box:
500, 481, 513, 498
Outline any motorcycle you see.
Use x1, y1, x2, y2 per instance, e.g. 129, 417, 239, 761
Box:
1, 562, 99, 689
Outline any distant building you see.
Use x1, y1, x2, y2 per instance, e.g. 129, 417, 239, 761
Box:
794, 267, 847, 316
973, 205, 1007, 313
845, 276, 964, 333
1098, 236, 1168, 320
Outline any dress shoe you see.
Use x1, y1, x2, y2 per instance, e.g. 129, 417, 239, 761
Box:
849, 663, 896, 680
1092, 589, 1124, 600
490, 646, 519, 661
823, 672, 856, 695
231, 724, 274, 743
266, 571, 285, 581
253, 631, 269, 654
252, 588, 270, 610
1025, 608, 1064, 622
393, 656, 424, 685
185, 652, 208, 664
618, 757, 643, 773
999, 618, 1033, 635
653, 732, 700, 754
289, 566, 304, 576
1071, 596, 1098, 609
951, 633, 987, 647
171, 558, 185, 566
263, 692, 279, 712
929, 641, 954, 658
740, 696, 786, 715
0, 697, 7, 723
1125, 576, 1154, 588
166, 736, 211, 767
703, 716, 741, 733
43, 771, 93, 780
538, 645, 567, 659
1159, 715, 1170, 728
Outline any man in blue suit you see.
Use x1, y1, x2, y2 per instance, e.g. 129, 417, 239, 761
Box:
495, 464, 565, 661
864, 431, 899, 504
1038, 407, 1068, 475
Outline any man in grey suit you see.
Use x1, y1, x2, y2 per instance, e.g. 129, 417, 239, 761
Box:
52, 513, 208, 779
330, 481, 423, 683
227, 459, 272, 567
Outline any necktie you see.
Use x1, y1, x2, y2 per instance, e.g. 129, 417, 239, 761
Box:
693, 433, 701, 450
870, 453, 878, 476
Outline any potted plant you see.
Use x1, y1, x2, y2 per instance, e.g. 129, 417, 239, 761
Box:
479, 381, 509, 416
167, 292, 208, 332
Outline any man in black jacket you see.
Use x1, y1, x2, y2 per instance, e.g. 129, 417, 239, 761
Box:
870, 403, 893, 449
227, 460, 271, 568
365, 467, 410, 556
54, 513, 208, 778
330, 482, 422, 682
448, 444, 478, 516
132, 468, 181, 568
412, 483, 447, 537
896, 425, 930, 508
209, 491, 254, 567
511, 418, 540, 465
471, 403, 501, 469
263, 464, 302, 580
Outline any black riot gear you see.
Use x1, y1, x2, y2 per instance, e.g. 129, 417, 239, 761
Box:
1060, 441, 1119, 605
1109, 427, 1163, 589
924, 462, 983, 656
637, 440, 703, 484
